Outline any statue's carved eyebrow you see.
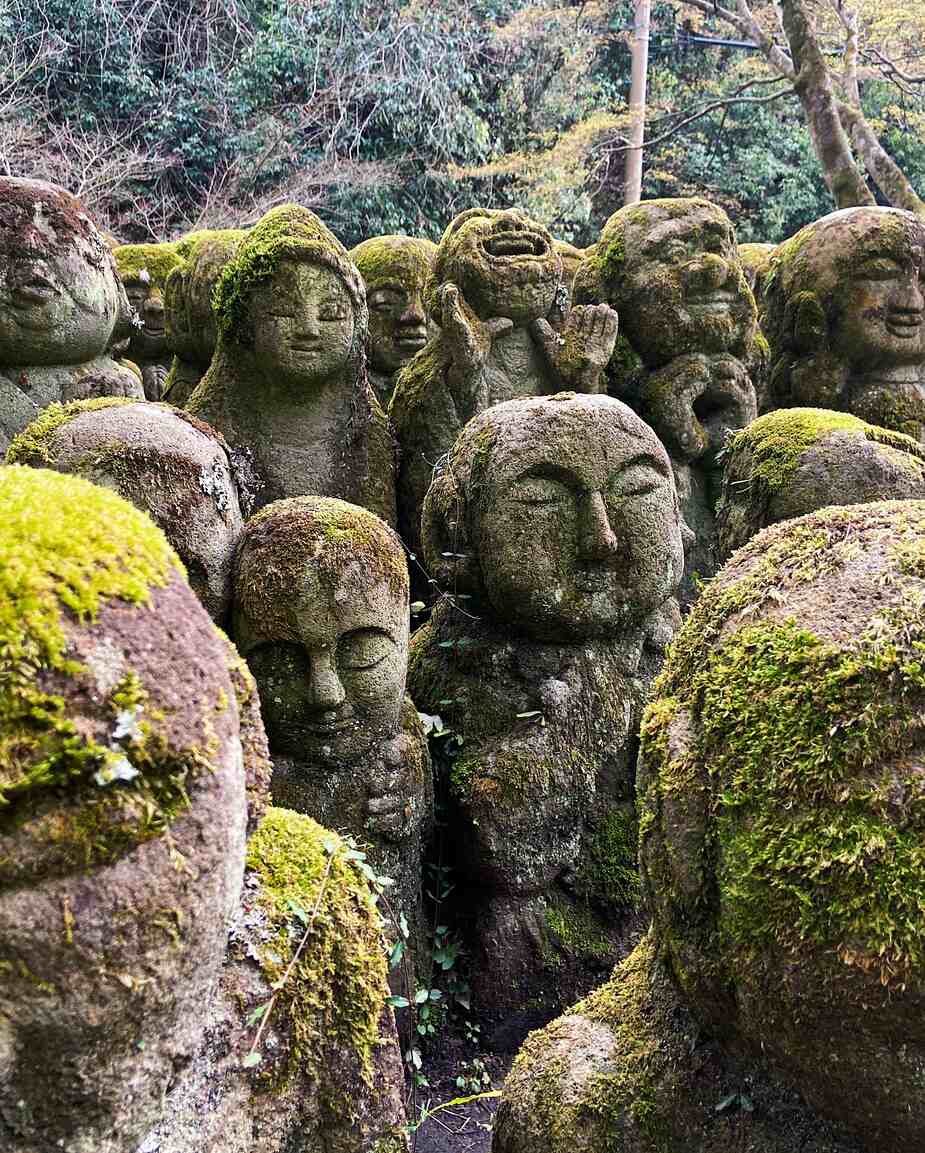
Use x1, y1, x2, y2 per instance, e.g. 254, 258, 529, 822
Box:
614, 450, 670, 479
368, 280, 408, 295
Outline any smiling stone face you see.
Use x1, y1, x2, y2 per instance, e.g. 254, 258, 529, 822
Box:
114, 243, 183, 363
250, 261, 356, 391
234, 497, 409, 763
350, 235, 436, 378
429, 208, 562, 324
0, 177, 125, 366
429, 393, 684, 643
586, 199, 756, 368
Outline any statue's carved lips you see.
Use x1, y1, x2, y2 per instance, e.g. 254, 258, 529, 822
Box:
10, 272, 58, 306
396, 330, 428, 348
886, 311, 923, 337
687, 290, 735, 313
483, 231, 548, 259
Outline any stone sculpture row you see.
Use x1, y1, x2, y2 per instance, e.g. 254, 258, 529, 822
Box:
2, 173, 925, 1153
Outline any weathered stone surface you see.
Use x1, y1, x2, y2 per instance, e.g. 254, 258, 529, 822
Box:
716, 406, 925, 558
187, 205, 396, 524
233, 496, 432, 979
6, 397, 245, 622
765, 206, 925, 438
0, 464, 266, 1153
163, 228, 247, 407
411, 393, 682, 1025
349, 234, 437, 408
575, 198, 764, 598
138, 808, 409, 1153
113, 242, 184, 399
389, 208, 617, 563
0, 177, 142, 453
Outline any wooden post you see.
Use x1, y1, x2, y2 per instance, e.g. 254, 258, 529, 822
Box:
625, 0, 651, 204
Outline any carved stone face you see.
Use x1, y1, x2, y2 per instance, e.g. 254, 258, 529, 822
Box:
352, 237, 435, 374
608, 200, 755, 367
234, 501, 409, 763
250, 261, 355, 389
434, 209, 561, 323
467, 394, 684, 642
123, 274, 167, 358
0, 178, 122, 366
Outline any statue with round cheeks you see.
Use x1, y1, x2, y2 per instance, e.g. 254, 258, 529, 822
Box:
423, 392, 685, 644
186, 205, 395, 524
765, 207, 925, 438
113, 243, 183, 399
350, 235, 437, 405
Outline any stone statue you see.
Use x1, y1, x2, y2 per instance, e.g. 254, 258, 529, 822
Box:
765, 206, 925, 439
0, 177, 142, 454
738, 239, 776, 299
349, 234, 437, 408
574, 197, 764, 597
495, 499, 925, 1153
0, 465, 407, 1153
163, 228, 247, 407
6, 397, 245, 622
114, 242, 184, 400
233, 496, 432, 974
187, 205, 396, 524
389, 208, 618, 563
411, 392, 684, 1026
716, 406, 925, 558
554, 239, 591, 295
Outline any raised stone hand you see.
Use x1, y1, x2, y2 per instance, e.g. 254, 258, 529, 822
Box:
531, 302, 618, 393
440, 281, 514, 408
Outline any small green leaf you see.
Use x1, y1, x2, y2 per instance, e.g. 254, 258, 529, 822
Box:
385, 995, 410, 1008
245, 1002, 271, 1027
242, 1051, 262, 1069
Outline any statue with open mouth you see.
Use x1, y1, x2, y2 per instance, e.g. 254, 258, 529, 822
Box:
389, 207, 618, 567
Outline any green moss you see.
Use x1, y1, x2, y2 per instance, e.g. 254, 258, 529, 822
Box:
213, 205, 361, 344
544, 894, 613, 961
174, 227, 247, 261
349, 235, 436, 287
5, 397, 135, 466
245, 808, 388, 1091
113, 242, 183, 287
574, 806, 641, 912
642, 500, 925, 983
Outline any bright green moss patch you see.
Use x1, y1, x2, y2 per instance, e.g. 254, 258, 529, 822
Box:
0, 466, 181, 803
544, 894, 612, 961
349, 235, 435, 286
245, 807, 388, 1088
574, 806, 641, 912
114, 242, 183, 286
5, 396, 135, 466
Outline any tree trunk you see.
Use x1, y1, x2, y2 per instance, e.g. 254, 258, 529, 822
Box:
624, 0, 650, 204
779, 0, 874, 208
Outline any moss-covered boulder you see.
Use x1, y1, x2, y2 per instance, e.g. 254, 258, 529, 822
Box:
137, 807, 409, 1153
233, 496, 432, 982
349, 234, 437, 408
0, 464, 270, 1152
574, 198, 764, 598
163, 228, 247, 406
389, 208, 616, 566
7, 397, 245, 622
410, 393, 683, 1026
186, 205, 396, 524
113, 241, 184, 399
764, 207, 925, 438
717, 407, 925, 558
0, 177, 142, 452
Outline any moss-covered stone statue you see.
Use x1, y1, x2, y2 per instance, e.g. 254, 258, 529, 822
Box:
114, 241, 184, 400
0, 177, 142, 454
389, 208, 618, 562
0, 464, 269, 1151
0, 465, 407, 1153
495, 500, 925, 1153
411, 392, 684, 1027
738, 240, 776, 296
233, 496, 432, 979
349, 234, 437, 408
716, 406, 925, 558
765, 207, 925, 441
554, 239, 591, 294
7, 397, 245, 623
186, 205, 396, 524
163, 228, 247, 407
575, 198, 765, 596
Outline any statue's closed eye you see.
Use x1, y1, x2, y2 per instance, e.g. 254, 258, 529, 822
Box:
855, 258, 903, 281
609, 462, 664, 499
339, 629, 394, 670
513, 476, 569, 507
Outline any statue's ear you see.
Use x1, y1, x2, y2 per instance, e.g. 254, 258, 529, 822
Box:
421, 470, 482, 598
788, 291, 827, 354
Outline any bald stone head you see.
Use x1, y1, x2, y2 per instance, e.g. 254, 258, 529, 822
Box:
350, 235, 436, 376
0, 177, 128, 366
424, 392, 685, 642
